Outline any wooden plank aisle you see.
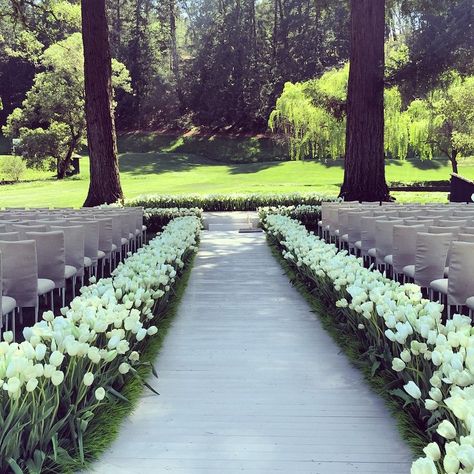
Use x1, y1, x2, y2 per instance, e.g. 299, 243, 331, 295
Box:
89, 217, 412, 473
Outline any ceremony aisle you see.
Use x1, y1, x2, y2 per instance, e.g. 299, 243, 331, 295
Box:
90, 217, 412, 473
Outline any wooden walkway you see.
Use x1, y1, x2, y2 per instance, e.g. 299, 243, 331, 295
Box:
90, 218, 412, 473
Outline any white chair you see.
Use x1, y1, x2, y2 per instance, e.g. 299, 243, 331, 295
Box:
69, 220, 100, 276
0, 252, 17, 338
430, 242, 474, 317
359, 216, 378, 261
0, 232, 20, 241
374, 219, 403, 269
50, 225, 85, 292
403, 232, 452, 290
11, 224, 47, 237
466, 297, 474, 317
347, 211, 372, 254
95, 217, 113, 274
437, 219, 468, 227
0, 240, 55, 323
389, 224, 426, 281
25, 231, 75, 307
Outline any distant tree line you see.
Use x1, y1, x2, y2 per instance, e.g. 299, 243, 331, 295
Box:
1, 0, 470, 135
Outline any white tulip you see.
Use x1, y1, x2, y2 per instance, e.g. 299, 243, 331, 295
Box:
83, 372, 94, 386
95, 387, 106, 401
421, 442, 441, 462
443, 453, 460, 473
404, 381, 422, 400
119, 363, 130, 374
49, 351, 64, 367
26, 378, 38, 392
392, 358, 406, 372
437, 420, 457, 440
410, 457, 437, 474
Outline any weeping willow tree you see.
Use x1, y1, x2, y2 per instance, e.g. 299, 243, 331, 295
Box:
406, 74, 474, 174
269, 64, 410, 162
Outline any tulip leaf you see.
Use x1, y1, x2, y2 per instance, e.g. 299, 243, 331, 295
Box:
389, 388, 414, 406
106, 385, 130, 403
7, 458, 24, 474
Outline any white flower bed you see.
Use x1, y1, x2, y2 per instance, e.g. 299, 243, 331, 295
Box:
0, 216, 200, 472
264, 214, 474, 474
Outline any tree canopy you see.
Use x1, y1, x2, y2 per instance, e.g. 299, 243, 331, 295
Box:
2, 32, 130, 178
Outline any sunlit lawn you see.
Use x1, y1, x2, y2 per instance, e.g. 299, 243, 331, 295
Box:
1, 150, 473, 207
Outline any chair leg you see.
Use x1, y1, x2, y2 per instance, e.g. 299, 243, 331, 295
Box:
12, 309, 16, 339
50, 290, 54, 311
35, 301, 39, 323
72, 276, 76, 297
62, 287, 66, 307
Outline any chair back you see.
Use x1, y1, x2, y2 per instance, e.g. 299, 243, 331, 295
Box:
0, 240, 38, 307
360, 216, 378, 253
447, 242, 474, 306
96, 218, 113, 253
347, 211, 372, 245
25, 231, 65, 288
11, 224, 47, 238
414, 232, 453, 288
437, 219, 468, 227
50, 225, 85, 277
375, 219, 403, 264
0, 232, 20, 241
392, 224, 426, 275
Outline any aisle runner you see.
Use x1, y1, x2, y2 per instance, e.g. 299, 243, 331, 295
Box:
90, 222, 412, 473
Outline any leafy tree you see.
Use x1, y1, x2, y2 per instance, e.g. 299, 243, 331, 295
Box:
0, 154, 26, 181
3, 32, 130, 179
406, 74, 474, 174
269, 64, 410, 163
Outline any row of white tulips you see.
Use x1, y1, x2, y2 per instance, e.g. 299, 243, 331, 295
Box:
0, 216, 201, 474
264, 214, 474, 474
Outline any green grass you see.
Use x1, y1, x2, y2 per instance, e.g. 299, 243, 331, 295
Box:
1, 132, 473, 207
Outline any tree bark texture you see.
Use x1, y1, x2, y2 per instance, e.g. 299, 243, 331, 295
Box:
339, 0, 390, 202
82, 0, 124, 206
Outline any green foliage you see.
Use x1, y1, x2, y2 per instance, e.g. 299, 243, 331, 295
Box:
2, 33, 130, 178
258, 205, 322, 231
0, 154, 26, 181
269, 64, 411, 161
143, 207, 203, 233
406, 73, 474, 167
127, 193, 337, 212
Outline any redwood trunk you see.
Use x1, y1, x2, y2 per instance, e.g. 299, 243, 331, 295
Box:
81, 0, 123, 206
339, 0, 390, 202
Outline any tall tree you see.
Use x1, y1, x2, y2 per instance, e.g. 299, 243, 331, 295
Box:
81, 0, 123, 206
339, 0, 390, 202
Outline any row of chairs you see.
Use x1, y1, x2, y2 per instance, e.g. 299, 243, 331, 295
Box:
0, 207, 146, 337
318, 202, 474, 317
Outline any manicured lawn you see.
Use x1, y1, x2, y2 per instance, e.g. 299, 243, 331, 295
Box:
1, 142, 473, 207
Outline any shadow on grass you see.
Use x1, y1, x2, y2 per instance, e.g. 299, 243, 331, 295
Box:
118, 151, 286, 176
118, 152, 211, 175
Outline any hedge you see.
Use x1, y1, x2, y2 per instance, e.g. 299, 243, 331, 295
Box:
127, 193, 337, 211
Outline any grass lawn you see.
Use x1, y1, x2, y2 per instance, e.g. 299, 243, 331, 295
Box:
1, 133, 473, 207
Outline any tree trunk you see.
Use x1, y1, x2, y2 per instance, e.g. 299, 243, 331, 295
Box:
450, 149, 459, 174
168, 0, 184, 111
57, 141, 76, 179
81, 0, 123, 206
339, 0, 390, 202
